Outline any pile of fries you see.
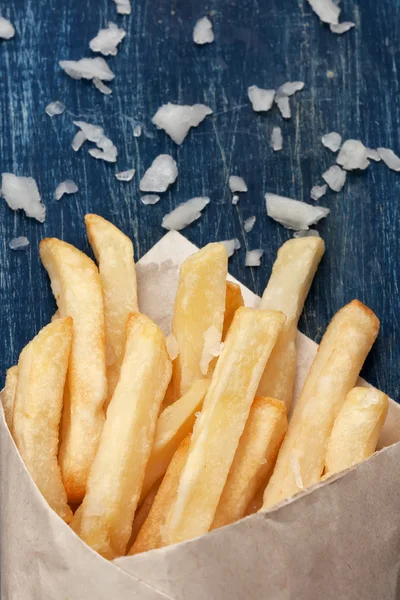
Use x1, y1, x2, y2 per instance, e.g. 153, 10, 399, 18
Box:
1, 214, 388, 560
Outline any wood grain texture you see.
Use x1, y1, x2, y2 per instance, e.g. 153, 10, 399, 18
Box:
0, 0, 399, 402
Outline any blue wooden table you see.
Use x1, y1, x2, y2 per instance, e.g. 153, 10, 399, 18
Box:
1, 0, 399, 401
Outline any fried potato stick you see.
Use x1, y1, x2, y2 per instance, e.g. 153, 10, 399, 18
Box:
40, 238, 107, 503
85, 214, 138, 402
257, 237, 325, 409
222, 281, 244, 340
0, 365, 18, 431
212, 397, 287, 529
324, 387, 388, 477
171, 243, 227, 399
129, 436, 191, 555
72, 313, 171, 559
165, 307, 286, 544
12, 318, 73, 523
261, 300, 379, 511
140, 379, 210, 503
128, 479, 162, 549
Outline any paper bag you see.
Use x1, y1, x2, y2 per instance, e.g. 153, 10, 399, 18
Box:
2, 231, 400, 600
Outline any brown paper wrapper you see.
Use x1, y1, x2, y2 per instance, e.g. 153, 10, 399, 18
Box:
2, 231, 400, 599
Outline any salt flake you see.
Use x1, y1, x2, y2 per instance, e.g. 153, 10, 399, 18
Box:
89, 22, 126, 56
93, 78, 112, 95
193, 17, 214, 45
266, 193, 329, 230
59, 57, 115, 81
330, 22, 355, 35
229, 176, 247, 193
245, 249, 264, 267
55, 180, 78, 201
377, 148, 400, 172
271, 126, 283, 151
220, 238, 240, 257
321, 132, 342, 152
306, 0, 340, 25
114, 0, 131, 15
72, 131, 87, 152
200, 326, 223, 375
45, 101, 65, 117
322, 165, 347, 192
336, 139, 370, 171
293, 230, 320, 238
115, 168, 135, 182
0, 16, 15, 40
9, 236, 29, 251
140, 155, 178, 192
1, 174, 46, 222
141, 195, 161, 205
152, 103, 213, 145
244, 215, 256, 232
162, 196, 209, 231
248, 86, 275, 112
310, 184, 328, 201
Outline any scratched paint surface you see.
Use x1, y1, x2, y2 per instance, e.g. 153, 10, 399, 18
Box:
0, 0, 399, 400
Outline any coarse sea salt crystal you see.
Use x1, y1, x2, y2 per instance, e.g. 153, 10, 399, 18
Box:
152, 103, 213, 145
166, 333, 179, 361
336, 139, 370, 171
306, 0, 340, 25
55, 180, 78, 200
229, 175, 247, 193
133, 124, 142, 137
321, 131, 342, 152
162, 196, 209, 231
1, 174, 46, 222
366, 148, 381, 162
59, 57, 115, 81
265, 192, 329, 230
322, 165, 347, 192
200, 326, 223, 375
310, 184, 328, 201
293, 229, 320, 238
45, 101, 65, 117
248, 86, 275, 112
115, 168, 135, 182
89, 147, 118, 162
193, 16, 214, 45
114, 0, 131, 15
377, 147, 400, 172
290, 451, 304, 489
271, 126, 283, 151
330, 22, 355, 35
93, 78, 112, 95
245, 249, 264, 267
140, 155, 178, 192
141, 194, 161, 205
220, 238, 240, 257
73, 121, 118, 163
232, 194, 239, 205
0, 16, 15, 40
275, 95, 291, 119
72, 130, 87, 152
277, 81, 305, 97
9, 236, 29, 251
89, 22, 126, 56
244, 215, 256, 233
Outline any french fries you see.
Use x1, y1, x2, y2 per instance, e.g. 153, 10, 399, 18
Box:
165, 307, 286, 545
12, 318, 73, 523
85, 214, 138, 402
140, 378, 210, 502
324, 387, 388, 477
261, 300, 380, 511
129, 436, 191, 555
222, 281, 244, 339
0, 365, 18, 431
212, 397, 287, 529
72, 313, 172, 559
171, 243, 227, 399
129, 480, 162, 549
257, 237, 325, 408
40, 238, 107, 503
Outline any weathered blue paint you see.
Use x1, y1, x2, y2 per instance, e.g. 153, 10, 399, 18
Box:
0, 0, 399, 400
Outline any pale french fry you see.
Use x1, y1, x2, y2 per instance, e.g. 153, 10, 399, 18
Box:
212, 397, 287, 529
244, 483, 265, 516
0, 365, 18, 431
324, 387, 388, 477
140, 379, 210, 503
12, 318, 73, 523
85, 214, 138, 402
129, 436, 191, 555
257, 237, 325, 409
40, 238, 107, 503
222, 281, 244, 340
72, 313, 172, 559
128, 479, 162, 549
171, 243, 227, 399
261, 300, 380, 511
165, 307, 286, 544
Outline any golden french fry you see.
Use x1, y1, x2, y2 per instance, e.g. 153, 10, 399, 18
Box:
140, 379, 210, 503
85, 214, 138, 402
129, 436, 191, 555
324, 387, 388, 477
261, 300, 380, 511
212, 397, 287, 529
165, 307, 286, 544
72, 313, 172, 559
257, 237, 325, 409
12, 318, 73, 523
40, 238, 107, 503
0, 365, 18, 431
128, 479, 162, 549
244, 483, 265, 517
222, 281, 244, 340
171, 243, 227, 399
